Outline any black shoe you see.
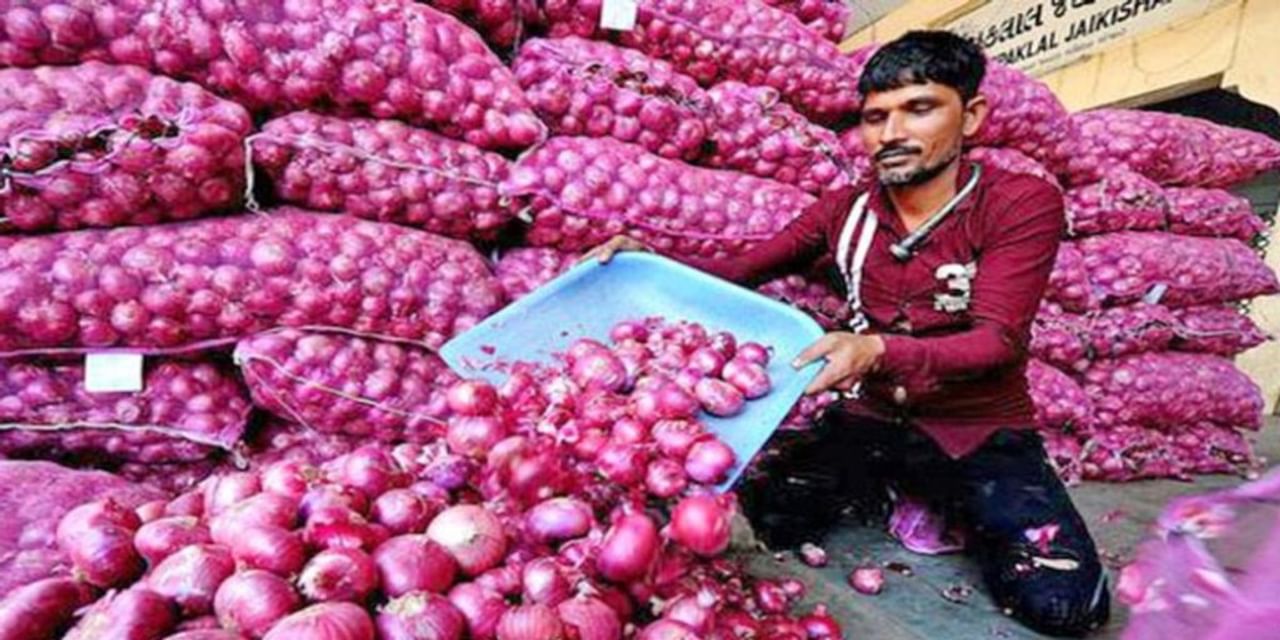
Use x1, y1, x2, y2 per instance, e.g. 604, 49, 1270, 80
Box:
977, 536, 1112, 637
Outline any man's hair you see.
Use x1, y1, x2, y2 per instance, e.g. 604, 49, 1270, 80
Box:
857, 30, 986, 103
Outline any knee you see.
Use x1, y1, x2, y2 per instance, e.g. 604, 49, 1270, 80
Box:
1005, 574, 1111, 638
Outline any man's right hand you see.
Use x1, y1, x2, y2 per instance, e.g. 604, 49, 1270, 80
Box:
580, 235, 650, 265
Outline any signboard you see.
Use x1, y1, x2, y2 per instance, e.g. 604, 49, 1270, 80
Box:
946, 0, 1233, 77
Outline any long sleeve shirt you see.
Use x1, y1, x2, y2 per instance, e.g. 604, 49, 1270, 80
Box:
686, 161, 1066, 458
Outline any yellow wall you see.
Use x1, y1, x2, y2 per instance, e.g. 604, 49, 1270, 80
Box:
844, 0, 1280, 413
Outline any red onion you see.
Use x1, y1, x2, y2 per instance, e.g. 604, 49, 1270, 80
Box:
663, 592, 717, 634
166, 492, 206, 518
148, 544, 236, 617
651, 420, 706, 459
448, 583, 509, 640
210, 493, 299, 545
688, 348, 727, 377
695, 378, 746, 417
670, 496, 732, 557
447, 416, 509, 458
684, 439, 737, 485
715, 610, 762, 639
722, 359, 772, 399
610, 321, 649, 343
426, 505, 508, 576
377, 592, 467, 640
229, 525, 307, 577
631, 382, 700, 424
735, 343, 771, 366
261, 460, 319, 499
447, 380, 500, 416
800, 605, 842, 639
557, 596, 621, 640
301, 485, 370, 519
849, 566, 884, 595
798, 543, 828, 568
521, 558, 571, 606
496, 604, 564, 640
0, 578, 97, 640
204, 473, 261, 516
610, 418, 649, 445
138, 500, 168, 523
525, 497, 594, 543
475, 566, 524, 595
304, 514, 388, 553
573, 428, 610, 460
59, 519, 144, 588
753, 580, 789, 614
331, 446, 410, 498
299, 549, 379, 604
64, 588, 177, 640
571, 350, 629, 392
372, 489, 439, 535
597, 512, 660, 583
504, 447, 570, 503
164, 632, 247, 640
637, 620, 699, 640
762, 616, 808, 639
214, 570, 301, 638
780, 579, 806, 601
596, 443, 648, 486
374, 535, 460, 596
263, 603, 374, 640
645, 458, 690, 498
135, 516, 213, 567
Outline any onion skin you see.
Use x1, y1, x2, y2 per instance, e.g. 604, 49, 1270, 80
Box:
448, 583, 508, 640
426, 505, 508, 576
298, 549, 379, 604
376, 591, 467, 640
64, 588, 177, 640
373, 535, 460, 597
147, 544, 237, 617
263, 602, 375, 640
596, 512, 660, 583
214, 570, 301, 638
496, 604, 564, 640
0, 577, 97, 640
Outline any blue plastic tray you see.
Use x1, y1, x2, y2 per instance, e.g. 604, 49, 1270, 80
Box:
440, 253, 825, 491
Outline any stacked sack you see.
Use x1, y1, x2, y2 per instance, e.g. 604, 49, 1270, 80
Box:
1035, 110, 1280, 483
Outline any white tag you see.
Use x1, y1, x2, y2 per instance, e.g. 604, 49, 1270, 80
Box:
1142, 283, 1168, 305
600, 0, 638, 31
85, 353, 144, 393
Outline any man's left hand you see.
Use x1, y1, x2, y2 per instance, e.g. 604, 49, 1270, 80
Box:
792, 332, 886, 395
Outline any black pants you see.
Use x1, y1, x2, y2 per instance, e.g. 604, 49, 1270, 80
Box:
738, 408, 1111, 638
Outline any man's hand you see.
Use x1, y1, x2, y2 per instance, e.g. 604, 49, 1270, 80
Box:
792, 332, 886, 395
580, 235, 650, 265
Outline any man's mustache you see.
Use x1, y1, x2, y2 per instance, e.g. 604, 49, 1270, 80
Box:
874, 145, 922, 162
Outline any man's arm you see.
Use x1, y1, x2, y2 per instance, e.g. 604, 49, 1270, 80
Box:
682, 190, 848, 286
875, 182, 1065, 396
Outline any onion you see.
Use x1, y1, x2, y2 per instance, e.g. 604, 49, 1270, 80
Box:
447, 416, 509, 458
525, 497, 594, 543
377, 592, 467, 640
164, 632, 248, 640
800, 605, 842, 639
230, 525, 307, 576
631, 382, 700, 424
557, 596, 621, 640
780, 579, 806, 601
496, 604, 564, 640
670, 496, 732, 557
596, 443, 648, 485
721, 359, 771, 399
651, 420, 705, 458
684, 439, 737, 485
138, 500, 168, 523
597, 512, 660, 583
210, 493, 299, 545
503, 447, 570, 503
849, 566, 884, 595
688, 348, 727, 377
664, 592, 719, 634
214, 570, 301, 638
372, 489, 439, 535
521, 558, 570, 605
475, 566, 523, 595
204, 473, 261, 516
374, 535, 460, 597
166, 492, 205, 518
298, 549, 379, 603
300, 485, 369, 519
263, 603, 374, 640
695, 378, 746, 416
135, 516, 213, 566
645, 459, 689, 498
799, 543, 828, 568
261, 460, 319, 499
64, 588, 177, 640
570, 350, 628, 392
637, 620, 699, 640
57, 499, 145, 588
610, 418, 648, 445
426, 505, 508, 575
735, 343, 771, 366
448, 583, 509, 640
148, 544, 237, 617
447, 380, 500, 416
331, 446, 409, 497
0, 578, 97, 640
753, 580, 789, 614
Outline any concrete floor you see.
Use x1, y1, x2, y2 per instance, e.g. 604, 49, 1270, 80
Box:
740, 418, 1280, 640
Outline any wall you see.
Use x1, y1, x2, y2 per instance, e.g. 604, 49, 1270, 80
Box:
842, 0, 1280, 413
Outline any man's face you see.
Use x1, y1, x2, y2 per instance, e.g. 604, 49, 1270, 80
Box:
857, 82, 984, 187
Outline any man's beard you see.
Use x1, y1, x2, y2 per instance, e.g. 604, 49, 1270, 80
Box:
876, 146, 962, 187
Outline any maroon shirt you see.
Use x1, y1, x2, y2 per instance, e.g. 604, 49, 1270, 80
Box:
688, 161, 1065, 458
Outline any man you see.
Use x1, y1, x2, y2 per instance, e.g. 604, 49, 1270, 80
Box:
586, 31, 1110, 638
